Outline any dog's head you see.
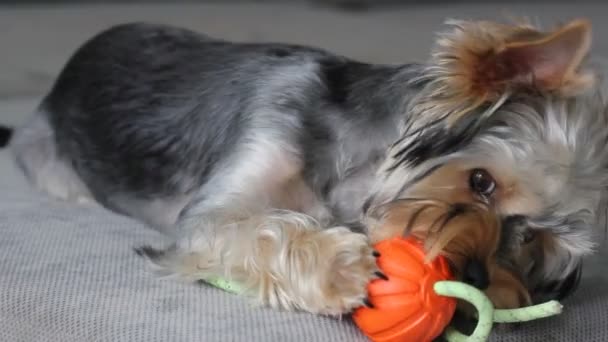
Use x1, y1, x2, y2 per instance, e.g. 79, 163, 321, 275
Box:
365, 19, 606, 309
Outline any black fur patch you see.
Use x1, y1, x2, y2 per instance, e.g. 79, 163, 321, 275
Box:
0, 126, 13, 147
361, 195, 375, 214
267, 48, 291, 58
463, 259, 490, 290
134, 245, 165, 260
534, 262, 583, 301
390, 110, 484, 170
555, 263, 583, 300
319, 59, 352, 104
319, 59, 373, 105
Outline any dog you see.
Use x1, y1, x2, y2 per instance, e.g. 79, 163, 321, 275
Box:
8, 18, 606, 317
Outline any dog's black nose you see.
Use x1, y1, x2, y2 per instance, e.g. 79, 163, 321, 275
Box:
463, 259, 489, 290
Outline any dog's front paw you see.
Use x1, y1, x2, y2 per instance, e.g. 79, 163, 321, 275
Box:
311, 227, 386, 315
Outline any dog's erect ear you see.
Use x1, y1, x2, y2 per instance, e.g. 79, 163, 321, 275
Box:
477, 19, 593, 96
431, 19, 594, 107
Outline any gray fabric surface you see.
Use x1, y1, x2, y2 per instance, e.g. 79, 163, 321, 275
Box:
1, 147, 607, 342
0, 187, 367, 342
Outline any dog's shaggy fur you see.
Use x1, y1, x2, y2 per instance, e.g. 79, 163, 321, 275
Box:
10, 19, 606, 315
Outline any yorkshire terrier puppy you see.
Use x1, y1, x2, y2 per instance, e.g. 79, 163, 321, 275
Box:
10, 18, 605, 316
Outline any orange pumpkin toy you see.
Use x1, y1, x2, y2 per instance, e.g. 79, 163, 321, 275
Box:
353, 236, 456, 342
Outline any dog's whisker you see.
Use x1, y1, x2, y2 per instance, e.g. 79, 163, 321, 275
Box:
404, 204, 436, 234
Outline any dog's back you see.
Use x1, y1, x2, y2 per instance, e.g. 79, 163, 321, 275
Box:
12, 22, 410, 230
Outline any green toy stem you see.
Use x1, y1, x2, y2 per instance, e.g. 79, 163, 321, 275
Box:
204, 276, 245, 295
434, 281, 563, 342
493, 301, 563, 323
434, 281, 494, 342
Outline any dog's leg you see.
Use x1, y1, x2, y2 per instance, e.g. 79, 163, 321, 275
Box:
138, 136, 380, 315
10, 109, 95, 205
140, 212, 378, 315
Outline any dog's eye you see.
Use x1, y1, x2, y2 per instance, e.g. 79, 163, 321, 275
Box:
469, 168, 496, 197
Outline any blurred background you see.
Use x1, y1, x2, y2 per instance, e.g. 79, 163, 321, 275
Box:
1, 0, 607, 112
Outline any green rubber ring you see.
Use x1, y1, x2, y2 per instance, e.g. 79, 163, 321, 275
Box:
434, 281, 563, 342
434, 281, 494, 342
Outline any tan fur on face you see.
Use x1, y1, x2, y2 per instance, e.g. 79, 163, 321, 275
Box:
481, 267, 531, 310
368, 162, 535, 309
462, 162, 544, 216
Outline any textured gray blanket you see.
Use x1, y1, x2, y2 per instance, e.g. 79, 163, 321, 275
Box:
1, 144, 607, 342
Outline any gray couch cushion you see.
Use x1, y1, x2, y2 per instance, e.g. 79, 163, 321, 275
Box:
0, 178, 367, 342
1, 146, 607, 342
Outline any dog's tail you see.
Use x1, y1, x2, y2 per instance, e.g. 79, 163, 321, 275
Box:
0, 125, 14, 148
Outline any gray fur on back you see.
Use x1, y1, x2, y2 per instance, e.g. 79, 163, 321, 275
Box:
33, 22, 418, 226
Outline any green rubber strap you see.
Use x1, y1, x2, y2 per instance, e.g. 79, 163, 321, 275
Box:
203, 276, 245, 295
493, 301, 562, 323
434, 281, 494, 342
435, 281, 563, 342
